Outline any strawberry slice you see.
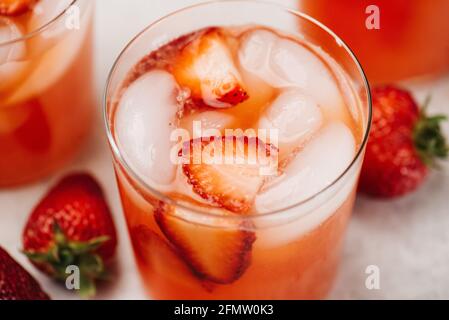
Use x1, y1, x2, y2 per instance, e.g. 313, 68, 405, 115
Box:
0, 0, 35, 16
155, 204, 256, 284
131, 225, 213, 293
172, 28, 249, 108
181, 136, 278, 213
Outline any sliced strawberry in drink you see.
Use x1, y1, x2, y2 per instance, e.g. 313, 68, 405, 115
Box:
131, 225, 213, 292
155, 204, 256, 284
172, 29, 249, 108
0, 0, 35, 16
182, 136, 278, 213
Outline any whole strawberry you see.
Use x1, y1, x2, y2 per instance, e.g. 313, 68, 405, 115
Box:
0, 246, 49, 300
360, 86, 448, 198
22, 173, 117, 298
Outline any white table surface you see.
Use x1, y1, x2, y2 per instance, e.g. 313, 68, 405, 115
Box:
1, 0, 448, 300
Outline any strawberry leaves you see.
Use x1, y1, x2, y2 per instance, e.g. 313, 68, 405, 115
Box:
413, 97, 448, 166
22, 173, 117, 298
360, 86, 448, 198
24, 223, 110, 298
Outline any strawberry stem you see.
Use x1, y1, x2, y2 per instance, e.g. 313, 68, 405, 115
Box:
23, 223, 110, 299
413, 96, 448, 166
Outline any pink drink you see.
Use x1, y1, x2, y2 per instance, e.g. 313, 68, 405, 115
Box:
0, 0, 94, 186
105, 1, 371, 299
301, 0, 449, 84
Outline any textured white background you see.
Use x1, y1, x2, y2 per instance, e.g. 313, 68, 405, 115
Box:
1, 0, 448, 300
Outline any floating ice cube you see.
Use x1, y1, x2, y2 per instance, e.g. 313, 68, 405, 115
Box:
239, 29, 290, 87
0, 17, 28, 92
272, 39, 346, 116
255, 122, 356, 213
193, 111, 235, 133
181, 111, 235, 139
5, 3, 89, 105
27, 0, 79, 59
258, 89, 322, 154
239, 29, 344, 112
238, 29, 273, 71
116, 70, 180, 186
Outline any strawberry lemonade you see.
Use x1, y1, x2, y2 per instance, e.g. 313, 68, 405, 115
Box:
0, 0, 94, 186
105, 1, 371, 299
301, 0, 449, 84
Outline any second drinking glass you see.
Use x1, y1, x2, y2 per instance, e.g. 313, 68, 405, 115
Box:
0, 0, 95, 186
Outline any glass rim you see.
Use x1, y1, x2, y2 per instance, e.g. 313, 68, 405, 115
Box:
103, 0, 373, 221
0, 0, 78, 47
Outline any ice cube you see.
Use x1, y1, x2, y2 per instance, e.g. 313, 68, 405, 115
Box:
238, 30, 274, 74
0, 17, 28, 92
258, 89, 322, 154
255, 122, 356, 213
180, 111, 235, 139
27, 0, 78, 57
239, 29, 290, 87
271, 39, 344, 114
116, 70, 180, 186
5, 2, 89, 105
239, 29, 344, 113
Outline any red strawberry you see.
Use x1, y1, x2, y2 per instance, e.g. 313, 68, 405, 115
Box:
22, 173, 117, 297
181, 136, 278, 213
0, 0, 36, 16
360, 86, 448, 198
0, 246, 49, 300
155, 203, 256, 284
172, 28, 249, 108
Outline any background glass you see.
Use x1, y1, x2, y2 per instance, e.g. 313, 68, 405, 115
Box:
0, 0, 95, 187
301, 0, 449, 84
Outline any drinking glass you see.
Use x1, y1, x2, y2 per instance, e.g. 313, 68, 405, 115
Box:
0, 0, 95, 186
105, 0, 372, 299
